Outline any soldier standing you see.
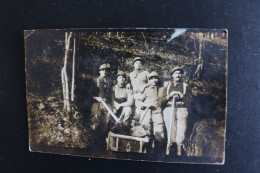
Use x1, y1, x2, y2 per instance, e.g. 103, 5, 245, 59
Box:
129, 57, 150, 118
137, 71, 166, 150
112, 71, 134, 124
89, 63, 114, 146
163, 66, 190, 156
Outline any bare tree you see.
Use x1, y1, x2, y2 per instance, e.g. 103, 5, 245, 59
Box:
193, 33, 204, 79
61, 32, 73, 112
71, 37, 76, 102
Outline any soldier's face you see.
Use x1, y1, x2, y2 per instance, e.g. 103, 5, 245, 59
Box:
172, 70, 183, 82
134, 61, 142, 70
99, 68, 108, 77
149, 77, 159, 86
117, 76, 126, 85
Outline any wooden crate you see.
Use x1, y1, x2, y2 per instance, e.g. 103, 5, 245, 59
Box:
106, 131, 149, 153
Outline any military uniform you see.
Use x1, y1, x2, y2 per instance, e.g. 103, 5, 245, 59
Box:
129, 70, 149, 93
89, 64, 114, 141
112, 72, 134, 122
163, 66, 190, 155
137, 72, 166, 142
163, 81, 189, 145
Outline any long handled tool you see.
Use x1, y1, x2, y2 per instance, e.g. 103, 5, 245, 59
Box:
139, 106, 150, 124
166, 96, 177, 155
94, 97, 119, 122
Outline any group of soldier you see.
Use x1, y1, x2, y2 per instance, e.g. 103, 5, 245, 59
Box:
89, 57, 190, 156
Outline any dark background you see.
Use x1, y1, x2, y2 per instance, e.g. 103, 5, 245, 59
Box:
0, 0, 259, 172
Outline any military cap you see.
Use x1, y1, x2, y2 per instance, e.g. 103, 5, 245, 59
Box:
171, 66, 184, 74
116, 71, 126, 78
133, 57, 143, 64
148, 71, 160, 79
99, 63, 111, 71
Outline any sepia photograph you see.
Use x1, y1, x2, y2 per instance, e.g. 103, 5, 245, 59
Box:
24, 28, 228, 164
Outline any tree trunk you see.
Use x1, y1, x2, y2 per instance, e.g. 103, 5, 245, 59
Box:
71, 37, 76, 101
62, 32, 73, 112
61, 68, 67, 109
193, 34, 204, 79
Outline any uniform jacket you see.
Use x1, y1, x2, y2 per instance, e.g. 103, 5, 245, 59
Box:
129, 70, 149, 93
165, 81, 191, 107
138, 85, 167, 110
95, 76, 114, 102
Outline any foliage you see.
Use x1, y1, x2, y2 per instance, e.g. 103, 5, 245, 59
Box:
27, 91, 91, 148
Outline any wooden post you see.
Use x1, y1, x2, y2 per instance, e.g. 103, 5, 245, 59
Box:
166, 97, 176, 155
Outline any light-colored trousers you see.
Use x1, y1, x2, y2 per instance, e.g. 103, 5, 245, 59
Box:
142, 109, 165, 142
163, 107, 188, 145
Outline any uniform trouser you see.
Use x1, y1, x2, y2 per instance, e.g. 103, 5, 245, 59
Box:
163, 107, 188, 145
141, 109, 165, 142
133, 93, 144, 120
90, 102, 113, 137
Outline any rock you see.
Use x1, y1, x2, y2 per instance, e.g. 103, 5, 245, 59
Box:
186, 118, 224, 159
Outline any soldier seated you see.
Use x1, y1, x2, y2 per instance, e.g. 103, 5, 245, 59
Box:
112, 71, 134, 125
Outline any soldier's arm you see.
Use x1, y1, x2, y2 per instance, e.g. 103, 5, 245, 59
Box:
138, 83, 151, 94
158, 87, 168, 107
134, 89, 147, 109
183, 83, 192, 106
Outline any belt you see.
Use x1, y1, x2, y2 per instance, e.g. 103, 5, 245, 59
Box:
115, 98, 127, 104
167, 102, 186, 108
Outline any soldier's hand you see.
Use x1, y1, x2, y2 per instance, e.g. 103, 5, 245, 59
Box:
177, 91, 184, 98
169, 91, 183, 98
115, 103, 121, 110
93, 97, 102, 102
172, 91, 183, 98
169, 91, 177, 97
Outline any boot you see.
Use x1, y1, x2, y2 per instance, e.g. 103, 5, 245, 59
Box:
177, 144, 182, 156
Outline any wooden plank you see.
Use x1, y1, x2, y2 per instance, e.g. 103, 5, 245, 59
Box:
109, 132, 149, 142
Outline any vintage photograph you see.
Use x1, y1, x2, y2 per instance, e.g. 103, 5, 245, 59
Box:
25, 28, 227, 164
